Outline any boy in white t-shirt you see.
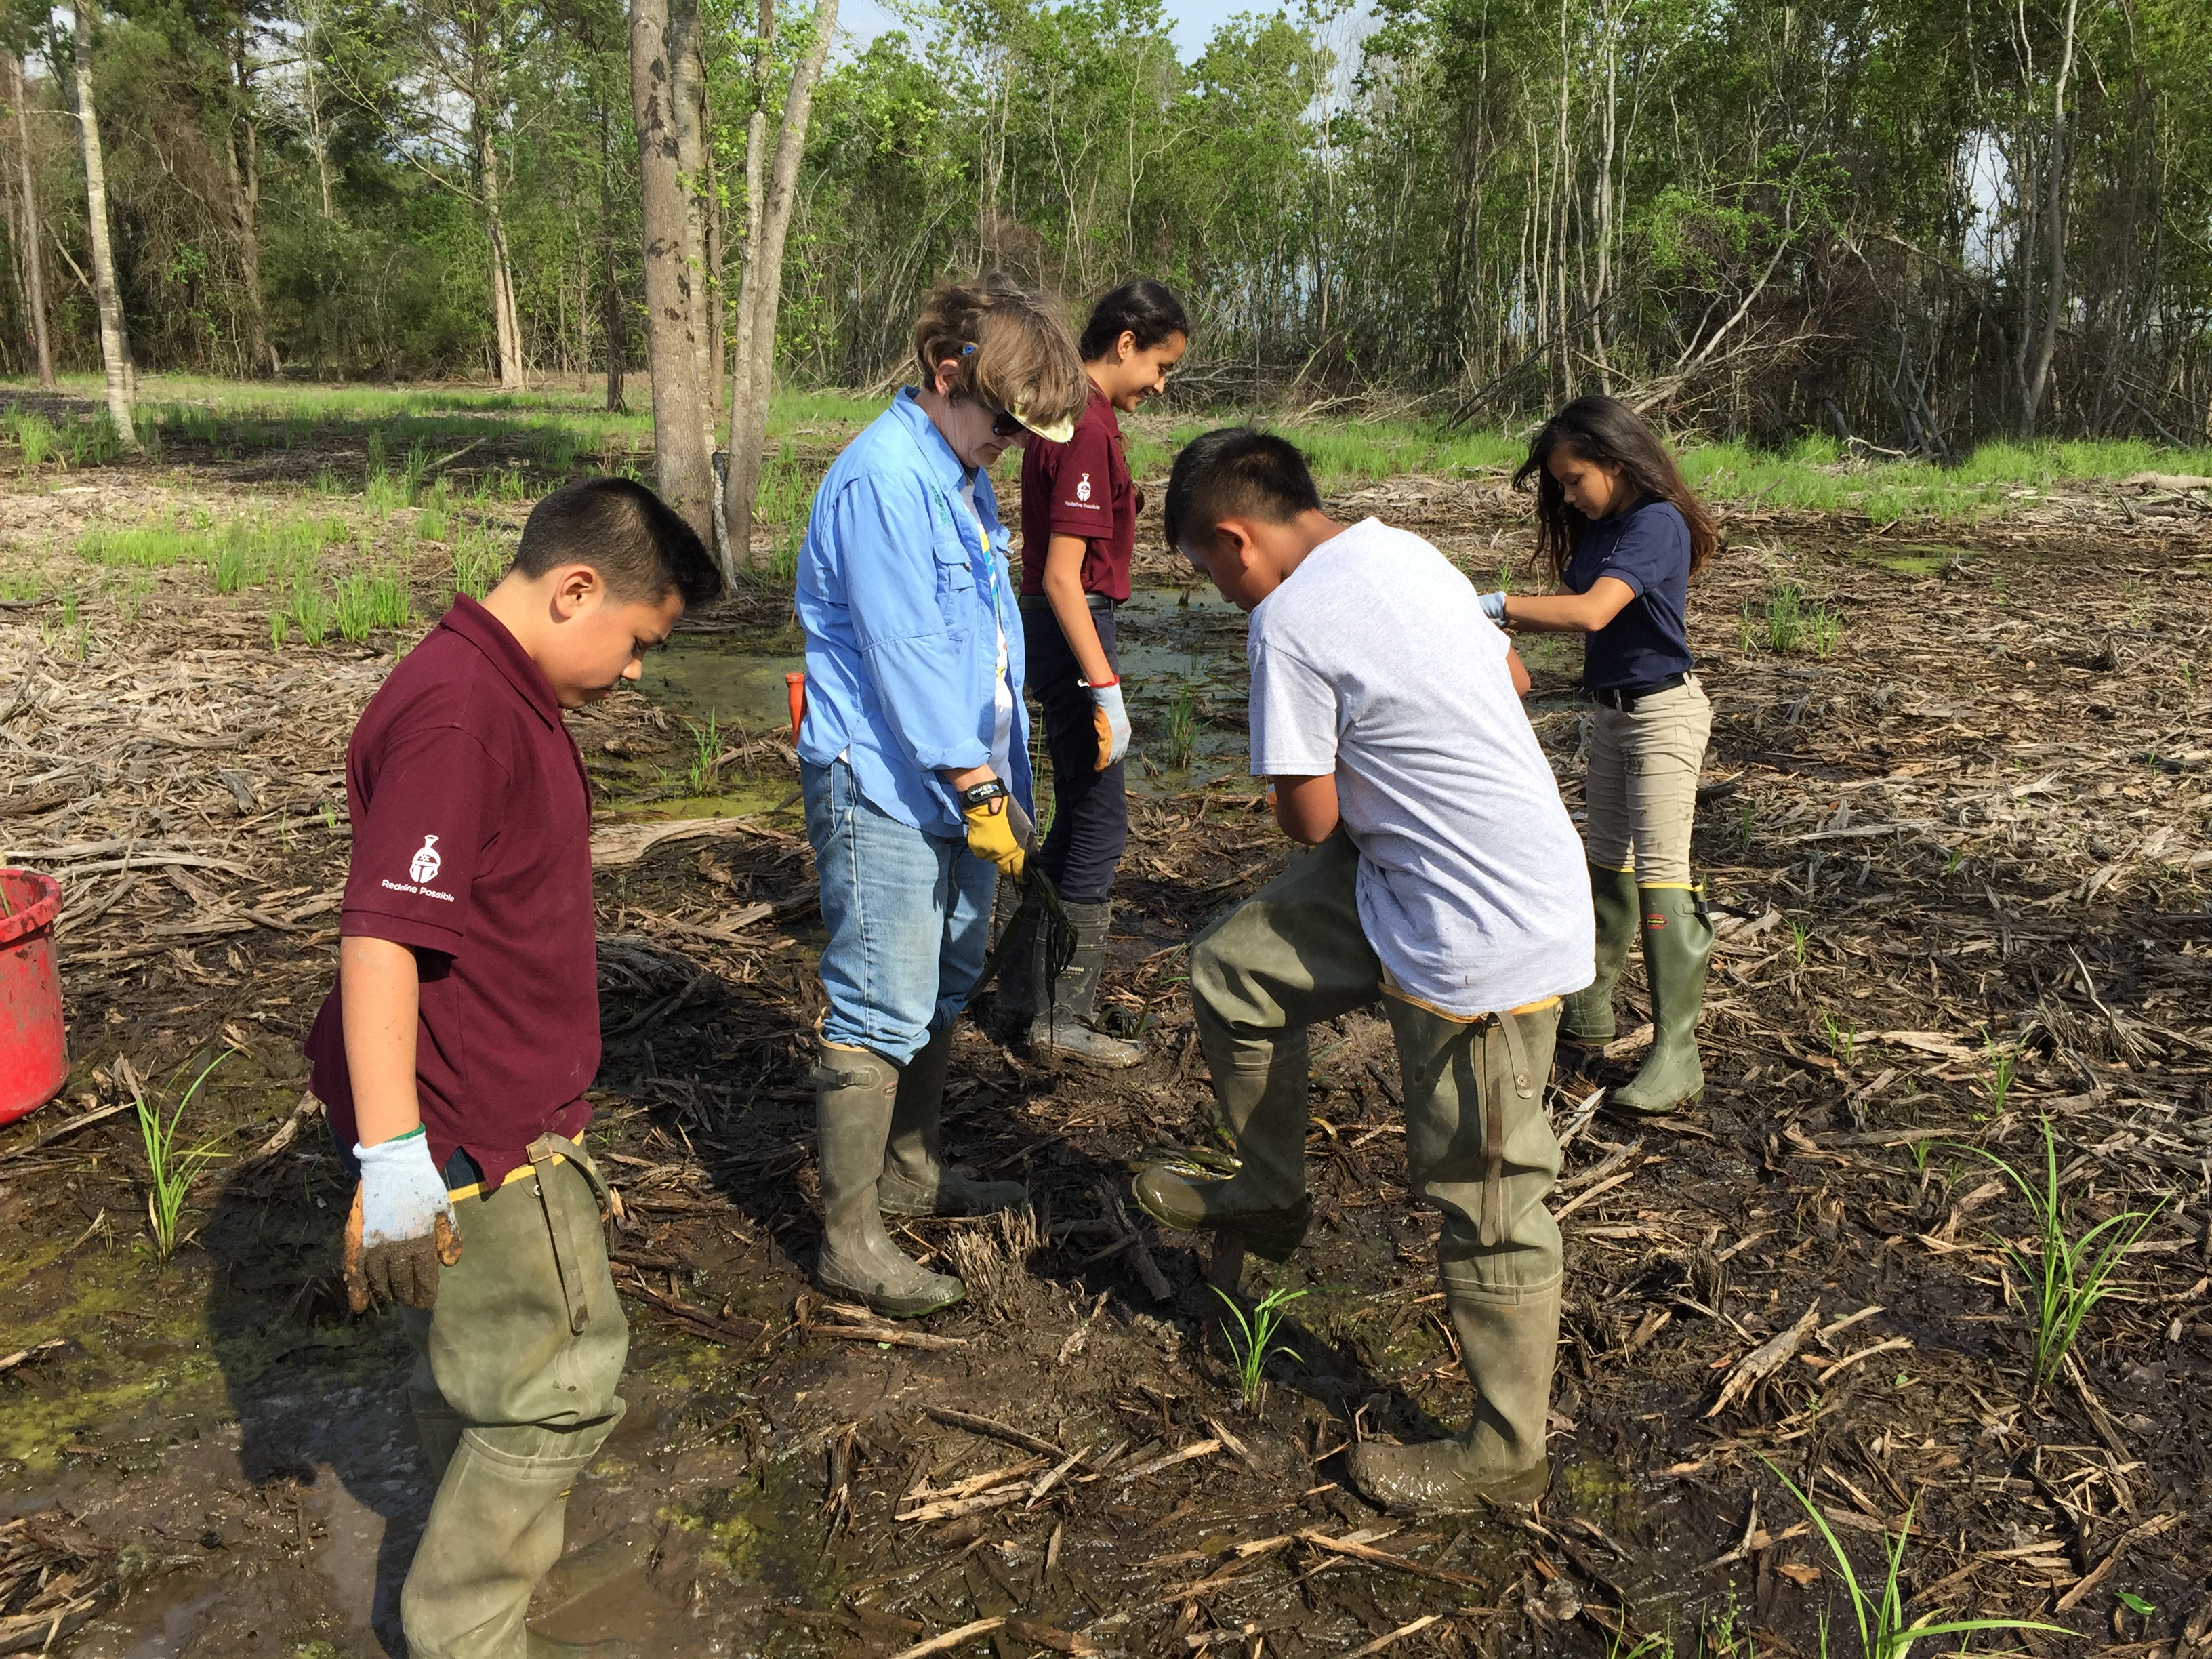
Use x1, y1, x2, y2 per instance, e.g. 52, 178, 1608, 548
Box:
1133, 428, 1594, 1512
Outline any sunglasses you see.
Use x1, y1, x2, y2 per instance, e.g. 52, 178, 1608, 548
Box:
987, 407, 1024, 440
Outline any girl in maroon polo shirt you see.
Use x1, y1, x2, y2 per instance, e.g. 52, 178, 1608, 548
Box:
1004, 279, 1189, 1065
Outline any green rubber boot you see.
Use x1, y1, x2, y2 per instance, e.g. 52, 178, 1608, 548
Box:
1343, 1277, 1559, 1511
1132, 1021, 1311, 1263
813, 1041, 966, 1318
878, 1025, 1030, 1217
1610, 884, 1714, 1115
1559, 862, 1637, 1046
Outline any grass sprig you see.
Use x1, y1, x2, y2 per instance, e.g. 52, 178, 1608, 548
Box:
1212, 1284, 1305, 1411
1957, 1115, 2163, 1391
133, 1052, 232, 1261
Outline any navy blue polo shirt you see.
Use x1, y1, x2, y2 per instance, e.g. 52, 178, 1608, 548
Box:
1562, 497, 1695, 691
304, 595, 598, 1186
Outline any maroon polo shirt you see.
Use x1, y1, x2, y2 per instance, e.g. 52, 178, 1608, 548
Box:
304, 595, 597, 1186
1019, 380, 1135, 604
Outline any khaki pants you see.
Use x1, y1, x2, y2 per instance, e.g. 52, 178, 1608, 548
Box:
398, 1143, 629, 1659
1583, 675, 1712, 885
1189, 833, 1561, 1300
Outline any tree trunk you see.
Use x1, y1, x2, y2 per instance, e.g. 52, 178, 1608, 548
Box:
224, 34, 277, 377
722, 0, 835, 571
300, 0, 335, 219
600, 89, 626, 412
2019, 0, 2079, 436
72, 0, 135, 445
632, 0, 714, 542
475, 111, 525, 390
672, 12, 716, 442
7, 54, 56, 390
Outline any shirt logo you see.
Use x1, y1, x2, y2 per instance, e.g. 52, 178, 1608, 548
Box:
1075, 472, 1092, 503
409, 835, 443, 883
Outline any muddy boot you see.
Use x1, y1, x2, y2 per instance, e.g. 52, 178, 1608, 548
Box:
535, 1523, 654, 1615
1132, 1021, 1311, 1263
1029, 901, 1143, 1068
1344, 1277, 1560, 1512
813, 1041, 965, 1319
878, 1025, 1028, 1218
401, 1429, 610, 1659
1610, 884, 1713, 1115
1559, 862, 1637, 1047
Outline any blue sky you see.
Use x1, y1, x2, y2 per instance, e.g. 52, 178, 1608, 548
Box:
832, 0, 1317, 62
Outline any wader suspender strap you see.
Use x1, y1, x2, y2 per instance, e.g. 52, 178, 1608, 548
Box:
1480, 1010, 1536, 1248
529, 1133, 607, 1336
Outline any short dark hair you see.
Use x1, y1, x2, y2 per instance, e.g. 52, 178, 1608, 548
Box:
1164, 428, 1322, 554
513, 477, 722, 608
1078, 279, 1190, 362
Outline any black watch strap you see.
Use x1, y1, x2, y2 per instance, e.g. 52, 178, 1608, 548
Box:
959, 777, 1009, 809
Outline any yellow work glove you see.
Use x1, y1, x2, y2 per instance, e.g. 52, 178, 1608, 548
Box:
960, 779, 1027, 879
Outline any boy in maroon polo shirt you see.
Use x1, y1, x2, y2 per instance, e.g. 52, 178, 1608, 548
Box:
304, 478, 718, 1659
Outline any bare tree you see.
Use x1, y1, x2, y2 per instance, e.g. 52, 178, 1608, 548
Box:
631, 0, 714, 539
222, 28, 279, 375
2017, 0, 2081, 435
720, 0, 836, 573
5, 52, 55, 390
71, 0, 135, 443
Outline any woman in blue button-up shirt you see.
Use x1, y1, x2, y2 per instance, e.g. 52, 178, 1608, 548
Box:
795, 279, 1086, 1319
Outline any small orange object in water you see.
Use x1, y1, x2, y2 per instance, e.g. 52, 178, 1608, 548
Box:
785, 672, 806, 748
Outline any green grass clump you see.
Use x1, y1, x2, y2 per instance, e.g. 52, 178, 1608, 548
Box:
1957, 1117, 2165, 1391
1760, 1456, 2063, 1659
451, 533, 506, 599
333, 571, 411, 639
415, 486, 452, 543
9, 409, 60, 470
289, 583, 331, 647
81, 523, 194, 567
1166, 680, 1199, 769
1212, 1285, 1305, 1411
134, 1052, 230, 1262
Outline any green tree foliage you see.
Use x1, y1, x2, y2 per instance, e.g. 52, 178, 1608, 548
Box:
0, 0, 2205, 448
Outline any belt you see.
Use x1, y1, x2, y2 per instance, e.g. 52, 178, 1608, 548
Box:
1588, 672, 1687, 712
1017, 592, 1115, 613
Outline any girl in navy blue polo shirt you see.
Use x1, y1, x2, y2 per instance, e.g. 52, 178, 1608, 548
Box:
1482, 396, 1719, 1114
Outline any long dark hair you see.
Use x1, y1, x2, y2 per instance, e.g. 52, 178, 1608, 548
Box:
1078, 279, 1190, 362
1513, 396, 1717, 583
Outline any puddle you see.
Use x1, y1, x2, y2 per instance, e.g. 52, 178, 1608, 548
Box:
1862, 542, 1973, 577
638, 641, 805, 738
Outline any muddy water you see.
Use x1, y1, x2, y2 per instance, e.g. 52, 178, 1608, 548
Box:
627, 584, 1267, 808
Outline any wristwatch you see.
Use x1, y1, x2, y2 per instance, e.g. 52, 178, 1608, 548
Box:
959, 777, 1009, 809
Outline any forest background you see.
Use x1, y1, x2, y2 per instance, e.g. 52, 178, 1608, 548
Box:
0, 0, 2209, 479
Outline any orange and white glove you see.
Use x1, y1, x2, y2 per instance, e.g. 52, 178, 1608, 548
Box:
1085, 677, 1130, 769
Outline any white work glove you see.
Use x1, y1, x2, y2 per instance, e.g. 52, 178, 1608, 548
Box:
344, 1126, 460, 1312
1084, 677, 1131, 769
1478, 590, 1508, 623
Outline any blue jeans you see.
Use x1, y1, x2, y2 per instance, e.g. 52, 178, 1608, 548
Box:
804, 757, 998, 1065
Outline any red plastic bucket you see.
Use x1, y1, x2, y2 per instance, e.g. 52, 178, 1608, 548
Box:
0, 869, 67, 1128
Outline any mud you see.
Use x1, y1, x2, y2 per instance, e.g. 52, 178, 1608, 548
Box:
3, 401, 2212, 1657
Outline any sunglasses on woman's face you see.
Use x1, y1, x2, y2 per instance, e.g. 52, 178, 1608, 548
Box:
988, 407, 1024, 440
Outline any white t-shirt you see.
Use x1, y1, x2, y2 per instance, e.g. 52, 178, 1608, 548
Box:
1247, 517, 1594, 1017
961, 477, 1015, 781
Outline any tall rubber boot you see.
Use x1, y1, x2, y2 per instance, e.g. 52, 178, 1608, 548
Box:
812, 1040, 965, 1318
1131, 1019, 1311, 1262
1559, 861, 1638, 1047
878, 1024, 1029, 1217
1343, 1275, 1560, 1511
401, 1428, 623, 1659
1029, 901, 1143, 1068
1610, 884, 1714, 1115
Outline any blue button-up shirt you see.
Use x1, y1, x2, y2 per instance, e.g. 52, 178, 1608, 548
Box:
794, 390, 1033, 838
